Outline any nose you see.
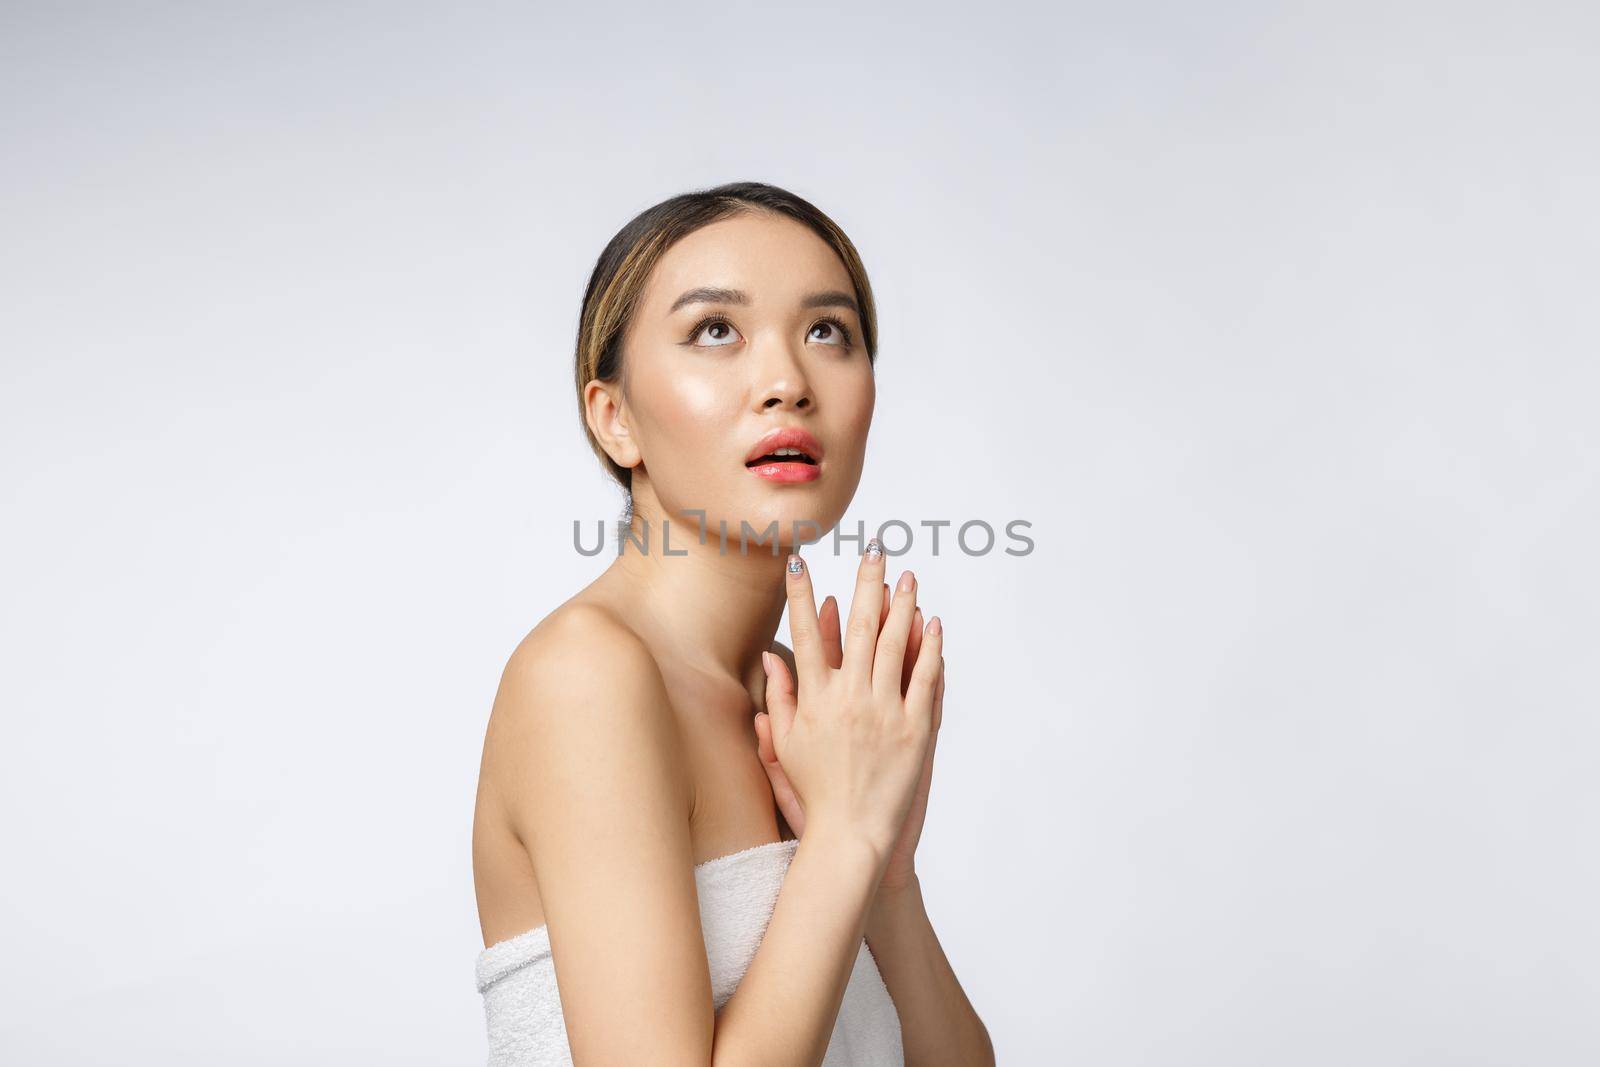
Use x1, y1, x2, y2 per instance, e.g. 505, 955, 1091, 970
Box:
754, 336, 813, 411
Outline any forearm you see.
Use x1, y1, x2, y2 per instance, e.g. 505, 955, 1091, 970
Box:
712, 828, 884, 1067
864, 876, 994, 1067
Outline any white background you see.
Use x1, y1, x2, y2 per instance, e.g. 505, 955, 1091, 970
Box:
3, 2, 1597, 1063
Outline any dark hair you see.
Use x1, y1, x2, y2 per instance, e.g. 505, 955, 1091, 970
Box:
574, 181, 878, 496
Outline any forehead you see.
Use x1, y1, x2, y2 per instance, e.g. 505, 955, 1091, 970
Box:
640, 211, 854, 312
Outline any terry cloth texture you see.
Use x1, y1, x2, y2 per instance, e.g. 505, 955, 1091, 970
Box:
475, 837, 904, 1066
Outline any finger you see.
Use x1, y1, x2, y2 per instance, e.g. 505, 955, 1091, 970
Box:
902, 607, 924, 696
840, 537, 888, 684
754, 710, 775, 762
754, 712, 807, 835
914, 712, 938, 794
760, 649, 798, 738
872, 570, 920, 699
783, 554, 825, 689
819, 595, 843, 671
906, 615, 943, 725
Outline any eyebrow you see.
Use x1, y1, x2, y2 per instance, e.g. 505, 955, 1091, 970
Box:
667, 287, 859, 316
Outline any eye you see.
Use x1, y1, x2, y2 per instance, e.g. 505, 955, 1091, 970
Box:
808, 315, 855, 348
687, 316, 742, 347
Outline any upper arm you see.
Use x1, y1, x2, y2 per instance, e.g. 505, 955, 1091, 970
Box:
490, 608, 712, 1065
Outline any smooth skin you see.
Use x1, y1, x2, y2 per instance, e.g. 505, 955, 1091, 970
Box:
471, 211, 993, 1065
758, 579, 944, 893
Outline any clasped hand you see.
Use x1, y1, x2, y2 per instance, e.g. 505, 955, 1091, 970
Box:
756, 542, 946, 895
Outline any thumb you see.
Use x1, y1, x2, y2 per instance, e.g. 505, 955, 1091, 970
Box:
754, 711, 777, 765
759, 651, 797, 741
753, 710, 807, 839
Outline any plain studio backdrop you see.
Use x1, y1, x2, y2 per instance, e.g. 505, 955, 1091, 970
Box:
2, 2, 1596, 1064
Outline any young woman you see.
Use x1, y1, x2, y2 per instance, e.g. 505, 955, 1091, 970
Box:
471, 182, 993, 1066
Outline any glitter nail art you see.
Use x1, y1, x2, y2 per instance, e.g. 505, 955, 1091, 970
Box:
787, 555, 804, 574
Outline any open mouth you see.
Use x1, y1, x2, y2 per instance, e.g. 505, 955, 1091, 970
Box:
744, 427, 824, 483
745, 448, 818, 468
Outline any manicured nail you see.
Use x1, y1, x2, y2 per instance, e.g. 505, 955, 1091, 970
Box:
760, 651, 773, 674
865, 538, 883, 559
787, 554, 804, 575
897, 570, 915, 594
928, 615, 942, 635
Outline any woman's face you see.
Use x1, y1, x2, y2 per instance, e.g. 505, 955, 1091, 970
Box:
614, 211, 875, 550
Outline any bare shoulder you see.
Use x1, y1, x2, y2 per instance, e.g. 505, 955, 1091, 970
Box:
483, 601, 693, 835
506, 598, 657, 679
478, 600, 714, 1059
498, 600, 668, 710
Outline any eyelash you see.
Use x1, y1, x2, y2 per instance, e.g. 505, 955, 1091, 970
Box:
811, 314, 856, 348
684, 314, 855, 349
684, 315, 731, 345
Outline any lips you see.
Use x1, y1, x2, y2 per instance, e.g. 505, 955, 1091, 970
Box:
744, 426, 823, 483
744, 427, 823, 466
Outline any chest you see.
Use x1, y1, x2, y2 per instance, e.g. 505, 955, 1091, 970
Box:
662, 672, 783, 855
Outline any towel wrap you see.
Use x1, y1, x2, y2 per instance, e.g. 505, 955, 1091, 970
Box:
475, 837, 905, 1065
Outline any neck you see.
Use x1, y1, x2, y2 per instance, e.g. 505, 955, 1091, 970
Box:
601, 499, 795, 683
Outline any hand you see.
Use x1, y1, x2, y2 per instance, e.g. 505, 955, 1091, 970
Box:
756, 551, 945, 889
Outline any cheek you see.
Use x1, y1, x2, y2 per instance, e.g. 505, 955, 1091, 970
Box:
634, 362, 732, 443
831, 370, 876, 447
668, 374, 736, 427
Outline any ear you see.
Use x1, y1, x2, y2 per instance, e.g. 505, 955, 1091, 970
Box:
583, 378, 641, 473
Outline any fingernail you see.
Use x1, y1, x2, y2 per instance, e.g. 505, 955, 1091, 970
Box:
928, 616, 942, 635
865, 538, 883, 559
760, 651, 773, 674
897, 570, 915, 593
786, 554, 804, 575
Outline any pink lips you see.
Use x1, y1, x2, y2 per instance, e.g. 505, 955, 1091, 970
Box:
744, 426, 823, 483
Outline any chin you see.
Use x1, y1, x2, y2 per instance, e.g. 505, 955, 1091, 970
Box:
678, 493, 827, 554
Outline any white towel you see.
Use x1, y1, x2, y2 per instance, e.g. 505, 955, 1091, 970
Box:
475, 838, 905, 1065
